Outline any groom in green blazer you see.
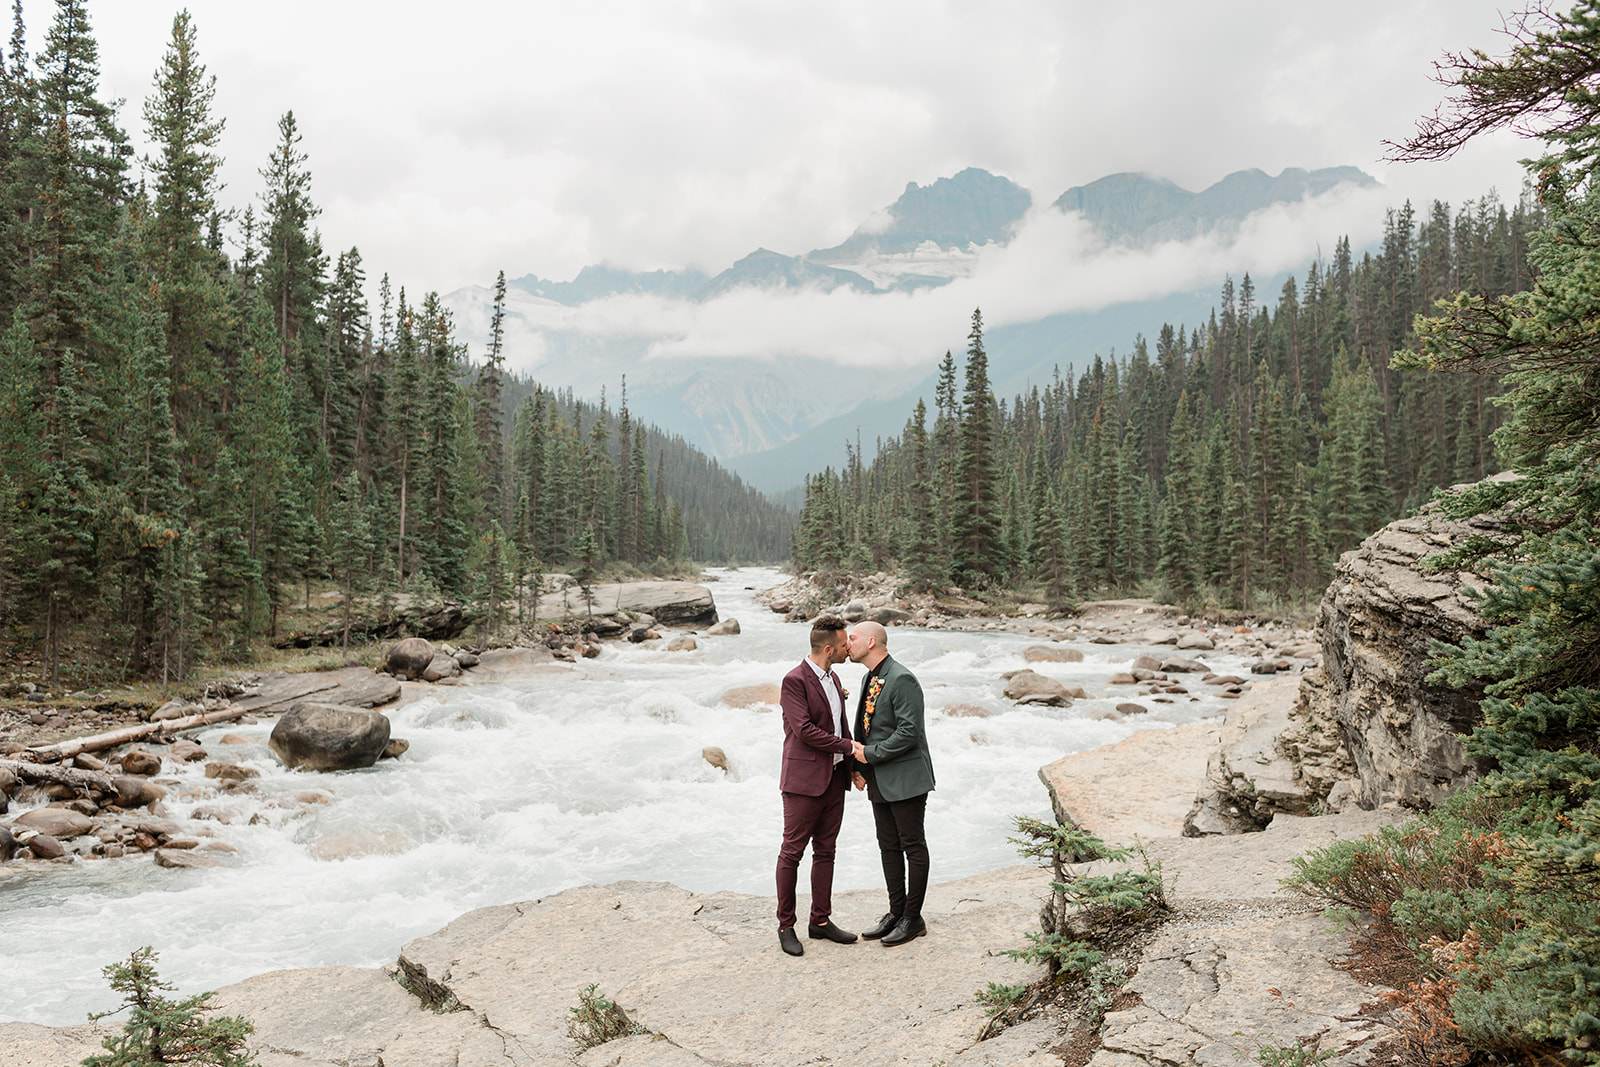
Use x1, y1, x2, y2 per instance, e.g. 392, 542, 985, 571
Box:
847, 621, 935, 947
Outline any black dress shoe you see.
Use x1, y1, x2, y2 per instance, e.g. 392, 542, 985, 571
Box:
880, 915, 927, 947
808, 920, 858, 944
779, 927, 804, 956
861, 912, 900, 940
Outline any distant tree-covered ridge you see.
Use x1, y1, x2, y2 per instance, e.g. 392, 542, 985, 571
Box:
794, 188, 1542, 610
0, 2, 789, 687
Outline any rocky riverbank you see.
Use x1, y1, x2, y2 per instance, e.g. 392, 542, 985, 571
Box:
0, 668, 1406, 1067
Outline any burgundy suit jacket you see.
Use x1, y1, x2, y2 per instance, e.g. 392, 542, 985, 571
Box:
778, 659, 855, 796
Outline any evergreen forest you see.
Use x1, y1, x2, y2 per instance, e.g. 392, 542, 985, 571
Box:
0, 1, 790, 687
792, 192, 1543, 610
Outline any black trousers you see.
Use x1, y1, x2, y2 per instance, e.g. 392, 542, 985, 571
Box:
871, 792, 929, 921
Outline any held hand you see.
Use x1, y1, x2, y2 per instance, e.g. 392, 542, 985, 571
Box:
851, 740, 866, 762
852, 772, 866, 791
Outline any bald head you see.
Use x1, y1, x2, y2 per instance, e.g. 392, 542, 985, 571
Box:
848, 621, 889, 668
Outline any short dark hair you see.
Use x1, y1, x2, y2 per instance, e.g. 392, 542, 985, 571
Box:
809, 614, 847, 651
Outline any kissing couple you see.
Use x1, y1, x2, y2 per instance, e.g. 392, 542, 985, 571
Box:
774, 614, 935, 956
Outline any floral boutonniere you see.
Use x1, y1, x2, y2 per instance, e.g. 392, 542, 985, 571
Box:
863, 674, 886, 734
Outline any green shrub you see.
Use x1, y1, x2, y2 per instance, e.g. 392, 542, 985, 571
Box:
84, 947, 255, 1067
566, 984, 644, 1051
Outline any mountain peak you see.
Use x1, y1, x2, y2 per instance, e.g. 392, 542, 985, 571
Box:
1053, 165, 1377, 246
810, 167, 1032, 264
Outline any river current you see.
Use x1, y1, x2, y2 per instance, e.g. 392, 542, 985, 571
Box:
0, 567, 1252, 1025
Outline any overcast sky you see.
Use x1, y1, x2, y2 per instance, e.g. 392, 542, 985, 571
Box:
62, 0, 1530, 302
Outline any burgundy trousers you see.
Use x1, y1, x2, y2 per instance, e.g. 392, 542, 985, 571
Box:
776, 761, 849, 929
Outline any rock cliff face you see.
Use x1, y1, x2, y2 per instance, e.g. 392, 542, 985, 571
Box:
1186, 482, 1508, 833
1310, 497, 1503, 810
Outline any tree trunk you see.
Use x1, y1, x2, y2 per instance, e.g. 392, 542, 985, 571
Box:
25, 705, 254, 761
0, 758, 117, 793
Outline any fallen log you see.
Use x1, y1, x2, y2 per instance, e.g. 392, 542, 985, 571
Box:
26, 705, 254, 761
0, 758, 117, 794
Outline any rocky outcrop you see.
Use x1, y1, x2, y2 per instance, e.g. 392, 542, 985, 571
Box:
1304, 495, 1502, 811
1183, 676, 1326, 835
537, 581, 718, 628
1001, 670, 1083, 706
268, 704, 392, 772
1185, 488, 1503, 833
232, 668, 401, 715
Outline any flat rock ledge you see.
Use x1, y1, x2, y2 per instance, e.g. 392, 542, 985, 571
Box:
0, 868, 1048, 1067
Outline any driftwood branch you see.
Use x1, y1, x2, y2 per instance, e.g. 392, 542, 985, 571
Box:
0, 758, 117, 793
25, 706, 254, 762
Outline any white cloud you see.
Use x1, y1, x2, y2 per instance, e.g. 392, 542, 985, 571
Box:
71, 0, 1529, 303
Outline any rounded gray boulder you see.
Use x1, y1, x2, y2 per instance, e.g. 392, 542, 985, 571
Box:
269, 702, 392, 772
386, 637, 436, 680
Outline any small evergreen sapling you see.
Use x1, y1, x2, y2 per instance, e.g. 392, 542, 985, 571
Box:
84, 947, 255, 1067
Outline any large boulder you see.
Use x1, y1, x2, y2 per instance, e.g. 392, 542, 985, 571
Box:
1305, 494, 1503, 811
13, 808, 92, 839
387, 638, 436, 680
706, 618, 741, 636
269, 703, 392, 772
1001, 670, 1076, 706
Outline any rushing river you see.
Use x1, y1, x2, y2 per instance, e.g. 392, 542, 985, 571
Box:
0, 567, 1253, 1025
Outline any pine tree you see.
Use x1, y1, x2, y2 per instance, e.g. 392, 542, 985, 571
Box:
86, 946, 255, 1067
950, 309, 1004, 587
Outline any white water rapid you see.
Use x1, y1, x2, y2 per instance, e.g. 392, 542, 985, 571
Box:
0, 567, 1251, 1025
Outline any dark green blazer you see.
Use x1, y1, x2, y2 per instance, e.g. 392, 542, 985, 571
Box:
853, 655, 935, 803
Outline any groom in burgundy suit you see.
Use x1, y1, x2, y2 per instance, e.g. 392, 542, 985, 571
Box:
775, 614, 860, 956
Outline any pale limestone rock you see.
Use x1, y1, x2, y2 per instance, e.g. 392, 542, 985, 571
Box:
1040, 722, 1221, 843
719, 684, 779, 708
1024, 645, 1083, 663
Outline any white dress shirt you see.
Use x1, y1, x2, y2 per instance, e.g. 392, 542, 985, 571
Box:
805, 657, 846, 765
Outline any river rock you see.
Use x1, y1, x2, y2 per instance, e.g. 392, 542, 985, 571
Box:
14, 808, 92, 838
218, 734, 251, 745
1107, 672, 1138, 685
1131, 655, 1163, 671
152, 699, 201, 721
382, 739, 410, 759
1115, 703, 1149, 716
112, 776, 165, 809
154, 848, 223, 869
268, 703, 392, 772
386, 637, 436, 680
870, 606, 911, 625
205, 761, 258, 781
119, 750, 162, 776
1250, 660, 1280, 674
840, 598, 869, 620
721, 684, 780, 708
71, 753, 105, 771
702, 746, 729, 772
0, 825, 13, 860
1002, 670, 1073, 706
1176, 632, 1214, 650
452, 650, 480, 668
26, 833, 65, 859
668, 636, 697, 652
308, 831, 414, 861
0, 767, 13, 797
463, 647, 558, 682
1024, 645, 1083, 663
944, 704, 991, 718
1160, 657, 1208, 673
706, 618, 741, 636
421, 655, 460, 682
769, 598, 792, 614
169, 739, 206, 762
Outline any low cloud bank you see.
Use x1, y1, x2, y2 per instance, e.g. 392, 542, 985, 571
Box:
481, 180, 1394, 376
